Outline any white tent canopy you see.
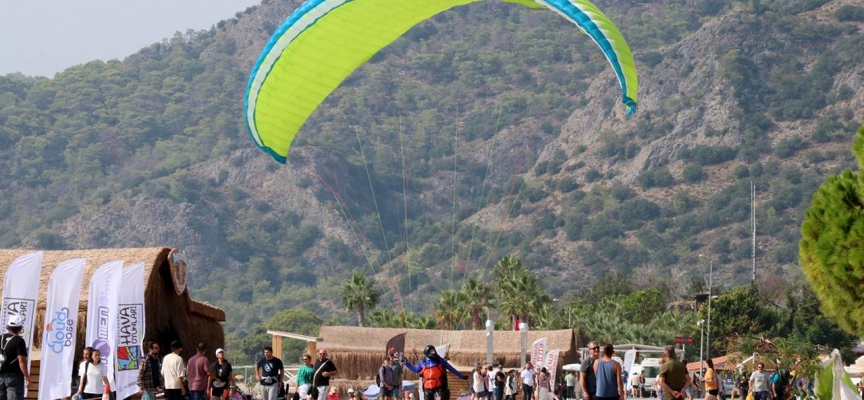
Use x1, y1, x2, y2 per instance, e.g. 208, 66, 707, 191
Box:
585, 344, 685, 355
562, 363, 581, 371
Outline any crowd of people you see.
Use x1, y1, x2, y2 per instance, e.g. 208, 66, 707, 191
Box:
132, 342, 340, 400
419, 343, 689, 400
122, 341, 811, 400
133, 340, 240, 400
0, 312, 815, 400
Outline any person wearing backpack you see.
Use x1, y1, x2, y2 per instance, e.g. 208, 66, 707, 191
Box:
0, 315, 30, 400
404, 345, 467, 400
379, 355, 397, 400
770, 368, 789, 400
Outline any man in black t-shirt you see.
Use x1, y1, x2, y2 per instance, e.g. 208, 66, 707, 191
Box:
0, 315, 30, 400
256, 346, 284, 400
493, 364, 505, 400
580, 341, 599, 400
313, 349, 338, 400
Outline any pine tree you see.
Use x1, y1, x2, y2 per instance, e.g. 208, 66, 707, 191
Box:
800, 123, 864, 336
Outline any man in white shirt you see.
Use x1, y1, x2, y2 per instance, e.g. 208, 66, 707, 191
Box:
749, 363, 770, 400
162, 341, 187, 400
565, 371, 576, 400
521, 362, 536, 400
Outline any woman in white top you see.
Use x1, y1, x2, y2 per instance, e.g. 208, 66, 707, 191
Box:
504, 370, 516, 400
473, 365, 488, 400
77, 349, 110, 399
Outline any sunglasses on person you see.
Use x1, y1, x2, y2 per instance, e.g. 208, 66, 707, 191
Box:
590, 346, 600, 350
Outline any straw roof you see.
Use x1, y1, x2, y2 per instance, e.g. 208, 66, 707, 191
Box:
687, 356, 733, 372
317, 326, 577, 380
0, 248, 225, 359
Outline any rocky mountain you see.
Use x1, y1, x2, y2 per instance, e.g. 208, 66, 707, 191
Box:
1, 0, 864, 342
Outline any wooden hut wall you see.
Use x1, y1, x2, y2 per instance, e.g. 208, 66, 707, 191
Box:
146, 250, 225, 360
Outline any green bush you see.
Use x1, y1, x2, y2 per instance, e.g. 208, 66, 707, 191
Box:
584, 215, 624, 241
638, 167, 675, 188
681, 145, 737, 165
682, 163, 705, 182
774, 135, 806, 158
557, 177, 580, 193
585, 168, 602, 183
836, 5, 864, 22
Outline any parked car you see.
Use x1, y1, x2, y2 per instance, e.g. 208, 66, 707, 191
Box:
721, 378, 735, 399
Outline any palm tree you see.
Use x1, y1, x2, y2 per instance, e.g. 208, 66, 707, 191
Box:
368, 308, 398, 328
339, 272, 380, 327
435, 290, 469, 330
496, 270, 550, 325
461, 277, 495, 330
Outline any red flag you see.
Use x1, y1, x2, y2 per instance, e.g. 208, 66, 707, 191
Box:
514, 317, 521, 331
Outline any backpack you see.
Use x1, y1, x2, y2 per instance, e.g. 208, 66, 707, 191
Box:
422, 363, 446, 389
771, 371, 788, 391
378, 365, 394, 388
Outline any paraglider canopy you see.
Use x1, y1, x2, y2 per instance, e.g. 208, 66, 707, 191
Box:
245, 0, 639, 163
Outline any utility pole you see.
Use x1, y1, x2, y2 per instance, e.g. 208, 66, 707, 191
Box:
698, 319, 705, 367
707, 258, 713, 359
751, 181, 756, 285
699, 254, 714, 360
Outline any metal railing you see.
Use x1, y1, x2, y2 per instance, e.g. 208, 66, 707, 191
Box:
233, 363, 302, 398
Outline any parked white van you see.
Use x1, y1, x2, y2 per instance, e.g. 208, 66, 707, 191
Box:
641, 358, 662, 397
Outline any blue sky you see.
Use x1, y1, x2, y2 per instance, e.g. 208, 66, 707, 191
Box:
0, 0, 260, 77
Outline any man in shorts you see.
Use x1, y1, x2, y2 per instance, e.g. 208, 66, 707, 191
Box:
749, 364, 770, 400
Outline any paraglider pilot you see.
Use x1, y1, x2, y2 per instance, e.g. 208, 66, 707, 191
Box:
403, 345, 467, 400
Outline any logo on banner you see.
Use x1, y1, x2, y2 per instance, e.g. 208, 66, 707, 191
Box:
3, 298, 35, 334
116, 346, 141, 371
45, 307, 75, 354
117, 304, 143, 346
168, 250, 188, 295
93, 305, 112, 365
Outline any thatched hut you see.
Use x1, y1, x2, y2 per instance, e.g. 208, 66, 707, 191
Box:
0, 247, 225, 361
316, 326, 578, 381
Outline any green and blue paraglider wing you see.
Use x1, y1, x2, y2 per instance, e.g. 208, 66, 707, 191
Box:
244, 0, 638, 163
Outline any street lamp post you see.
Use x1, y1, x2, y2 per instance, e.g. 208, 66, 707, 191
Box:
554, 298, 572, 327
707, 258, 713, 359
486, 319, 494, 364
698, 320, 704, 361
568, 307, 572, 327
519, 322, 529, 368
700, 254, 714, 360
697, 319, 705, 399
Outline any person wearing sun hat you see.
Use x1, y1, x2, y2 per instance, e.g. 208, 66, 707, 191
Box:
209, 348, 234, 400
0, 315, 30, 400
